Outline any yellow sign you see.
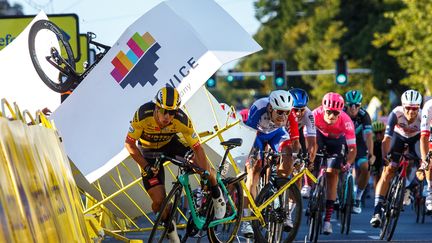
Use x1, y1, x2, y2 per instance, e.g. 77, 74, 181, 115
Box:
76, 34, 89, 73
0, 14, 81, 61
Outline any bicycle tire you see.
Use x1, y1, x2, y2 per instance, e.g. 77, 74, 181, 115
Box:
385, 178, 405, 241
344, 176, 353, 235
148, 183, 183, 243
28, 19, 76, 93
252, 178, 302, 243
207, 180, 243, 243
340, 176, 347, 234
307, 176, 325, 243
380, 177, 397, 240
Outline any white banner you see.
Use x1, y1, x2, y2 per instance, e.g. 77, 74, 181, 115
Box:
50, 0, 261, 182
0, 12, 61, 115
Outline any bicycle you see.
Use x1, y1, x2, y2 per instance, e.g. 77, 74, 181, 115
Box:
414, 151, 432, 223
148, 138, 247, 243
307, 145, 345, 243
28, 20, 110, 93
338, 166, 354, 235
250, 149, 305, 243
379, 144, 419, 241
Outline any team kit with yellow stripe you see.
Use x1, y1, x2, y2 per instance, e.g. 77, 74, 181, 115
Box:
126, 102, 199, 189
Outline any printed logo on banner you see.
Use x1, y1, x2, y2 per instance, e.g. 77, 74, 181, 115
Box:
110, 32, 161, 88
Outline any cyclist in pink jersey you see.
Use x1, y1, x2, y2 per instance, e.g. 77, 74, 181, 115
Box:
312, 92, 357, 234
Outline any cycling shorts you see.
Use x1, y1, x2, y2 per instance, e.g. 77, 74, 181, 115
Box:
315, 130, 346, 170
139, 135, 191, 191
388, 132, 420, 166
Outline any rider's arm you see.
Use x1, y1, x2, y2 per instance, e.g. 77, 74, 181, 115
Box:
363, 112, 374, 159
381, 136, 391, 161
125, 137, 148, 170
382, 110, 397, 160
341, 113, 357, 165
287, 111, 300, 152
420, 102, 432, 162
305, 136, 317, 162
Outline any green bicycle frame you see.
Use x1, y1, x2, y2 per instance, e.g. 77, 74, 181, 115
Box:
178, 172, 238, 230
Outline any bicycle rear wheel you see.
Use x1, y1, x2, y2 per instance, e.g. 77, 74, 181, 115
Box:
28, 20, 76, 93
252, 178, 302, 243
207, 180, 243, 243
148, 183, 183, 243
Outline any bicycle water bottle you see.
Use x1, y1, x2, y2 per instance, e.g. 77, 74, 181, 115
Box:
221, 161, 230, 176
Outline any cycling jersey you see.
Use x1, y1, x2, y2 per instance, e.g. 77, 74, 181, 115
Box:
385, 106, 422, 138
245, 97, 291, 158
343, 107, 372, 163
312, 106, 356, 148
126, 102, 199, 149
420, 99, 432, 137
247, 97, 290, 134
295, 107, 316, 137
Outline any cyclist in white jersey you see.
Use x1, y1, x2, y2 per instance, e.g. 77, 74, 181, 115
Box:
420, 98, 432, 211
289, 88, 317, 198
370, 90, 422, 228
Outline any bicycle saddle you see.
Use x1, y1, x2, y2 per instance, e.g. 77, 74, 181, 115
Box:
220, 138, 242, 147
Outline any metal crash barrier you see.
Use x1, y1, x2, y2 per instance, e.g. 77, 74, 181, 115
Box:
0, 98, 90, 242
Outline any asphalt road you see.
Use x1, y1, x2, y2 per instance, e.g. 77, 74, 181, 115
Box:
103, 191, 432, 242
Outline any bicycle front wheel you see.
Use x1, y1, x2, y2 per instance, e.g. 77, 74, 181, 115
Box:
252, 178, 302, 243
28, 20, 76, 93
341, 175, 353, 235
207, 179, 243, 243
148, 183, 183, 243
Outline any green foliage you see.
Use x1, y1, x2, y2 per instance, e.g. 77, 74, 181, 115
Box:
210, 0, 428, 111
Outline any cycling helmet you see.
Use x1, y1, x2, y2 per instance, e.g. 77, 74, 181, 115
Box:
345, 90, 363, 104
154, 86, 181, 110
322, 92, 344, 111
401, 89, 422, 106
269, 90, 293, 111
289, 88, 309, 108
372, 121, 386, 132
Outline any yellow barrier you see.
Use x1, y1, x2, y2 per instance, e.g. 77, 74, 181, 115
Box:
0, 100, 90, 242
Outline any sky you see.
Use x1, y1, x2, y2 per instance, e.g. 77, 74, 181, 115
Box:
10, 0, 261, 69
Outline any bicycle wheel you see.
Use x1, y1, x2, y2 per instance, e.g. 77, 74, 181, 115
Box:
381, 177, 404, 241
28, 20, 76, 93
252, 178, 302, 243
307, 176, 325, 243
207, 180, 243, 243
341, 176, 353, 235
148, 183, 183, 243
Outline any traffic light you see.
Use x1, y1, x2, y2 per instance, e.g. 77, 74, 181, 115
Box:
206, 73, 217, 89
335, 57, 348, 85
273, 60, 286, 89
226, 69, 234, 82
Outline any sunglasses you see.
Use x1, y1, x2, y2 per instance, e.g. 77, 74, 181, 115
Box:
325, 109, 340, 116
274, 109, 290, 116
158, 108, 177, 116
348, 103, 361, 108
404, 106, 419, 111
293, 107, 306, 113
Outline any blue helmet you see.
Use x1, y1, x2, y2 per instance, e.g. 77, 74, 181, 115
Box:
289, 88, 309, 108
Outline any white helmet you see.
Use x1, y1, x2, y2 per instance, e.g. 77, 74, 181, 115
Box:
269, 90, 293, 111
401, 89, 422, 106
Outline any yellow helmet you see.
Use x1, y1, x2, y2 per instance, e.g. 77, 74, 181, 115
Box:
154, 87, 181, 110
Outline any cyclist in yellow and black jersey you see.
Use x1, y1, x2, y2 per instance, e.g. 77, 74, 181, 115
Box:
127, 102, 197, 149
125, 87, 226, 243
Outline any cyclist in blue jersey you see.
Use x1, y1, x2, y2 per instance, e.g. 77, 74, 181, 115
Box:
240, 90, 295, 237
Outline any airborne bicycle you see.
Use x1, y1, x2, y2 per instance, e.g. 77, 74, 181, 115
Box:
28, 20, 110, 93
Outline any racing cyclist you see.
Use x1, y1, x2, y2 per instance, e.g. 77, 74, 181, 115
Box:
125, 87, 226, 243
313, 92, 357, 234
288, 88, 317, 198
343, 90, 374, 214
420, 97, 432, 212
241, 90, 295, 237
370, 121, 386, 189
370, 90, 422, 228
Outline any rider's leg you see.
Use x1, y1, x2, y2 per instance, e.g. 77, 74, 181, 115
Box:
325, 168, 339, 222
355, 158, 370, 202
373, 165, 397, 213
